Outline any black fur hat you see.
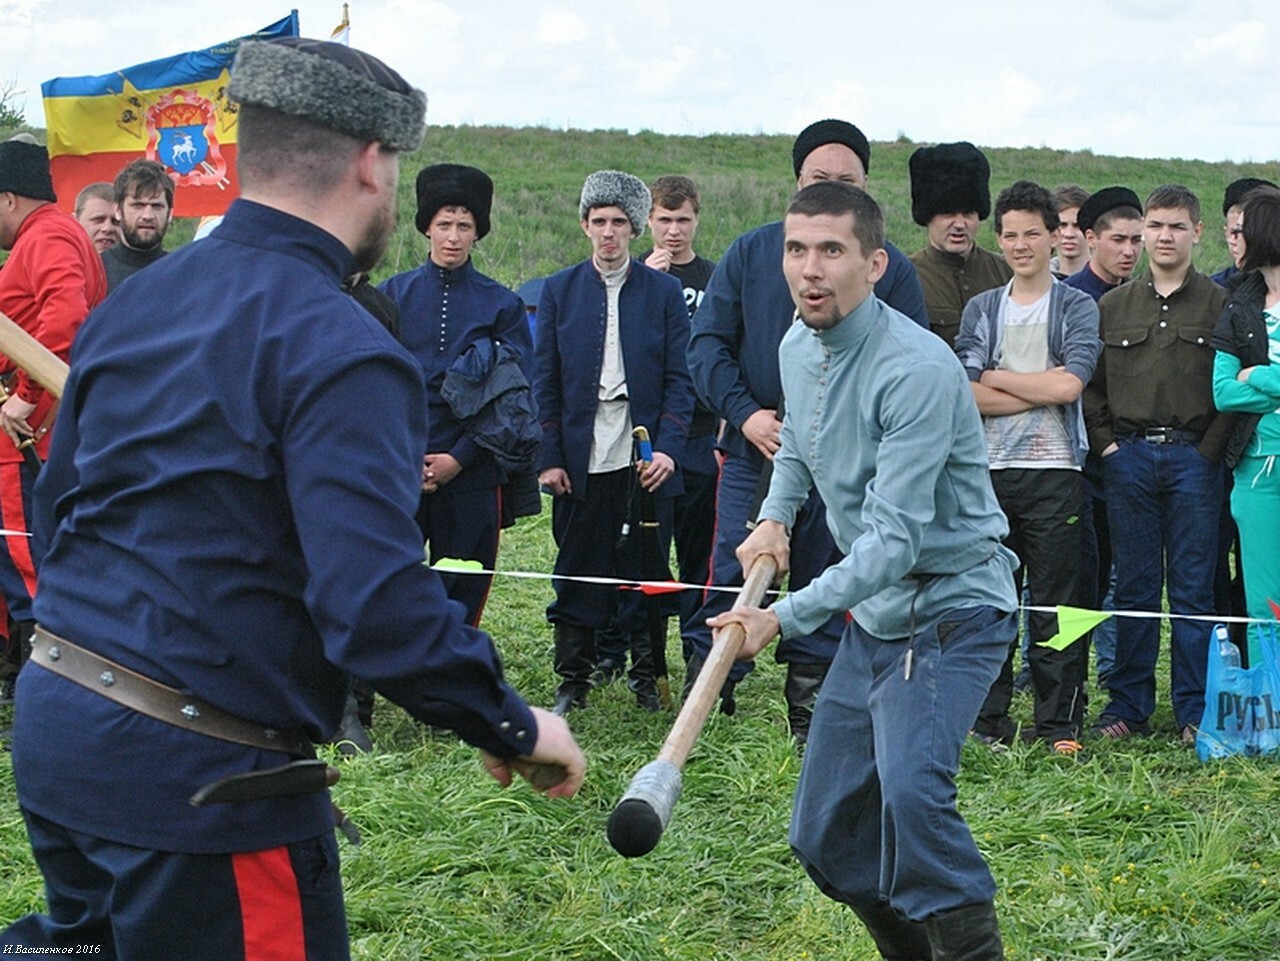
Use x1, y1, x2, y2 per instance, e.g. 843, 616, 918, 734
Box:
0, 135, 56, 203
415, 164, 493, 238
1077, 186, 1143, 233
909, 142, 991, 226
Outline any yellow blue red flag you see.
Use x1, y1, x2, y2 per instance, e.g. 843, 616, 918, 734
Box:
41, 12, 300, 218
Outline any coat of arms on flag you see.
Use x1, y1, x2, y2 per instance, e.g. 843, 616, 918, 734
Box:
147, 90, 228, 189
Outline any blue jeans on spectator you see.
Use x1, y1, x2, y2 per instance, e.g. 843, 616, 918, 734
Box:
1102, 438, 1223, 730
790, 606, 1015, 921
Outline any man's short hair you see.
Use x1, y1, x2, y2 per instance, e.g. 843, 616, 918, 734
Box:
74, 181, 114, 215
786, 180, 884, 256
237, 106, 368, 194
649, 175, 699, 214
1052, 184, 1090, 212
1240, 186, 1280, 272
994, 180, 1060, 234
1145, 184, 1201, 223
113, 159, 174, 208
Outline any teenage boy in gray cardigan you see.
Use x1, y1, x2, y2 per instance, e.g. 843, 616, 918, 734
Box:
954, 180, 1101, 754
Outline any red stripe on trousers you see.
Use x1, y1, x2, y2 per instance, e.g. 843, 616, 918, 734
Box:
232, 846, 307, 961
0, 462, 38, 598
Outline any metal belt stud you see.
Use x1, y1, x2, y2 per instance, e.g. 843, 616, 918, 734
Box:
99, 670, 115, 687
47, 645, 61, 661
181, 704, 201, 720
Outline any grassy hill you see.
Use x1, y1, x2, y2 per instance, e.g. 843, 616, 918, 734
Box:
372, 125, 1280, 288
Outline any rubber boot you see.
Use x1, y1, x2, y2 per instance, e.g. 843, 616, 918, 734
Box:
352, 678, 376, 729
784, 660, 830, 746
332, 689, 373, 756
592, 621, 627, 686
682, 651, 737, 715
552, 623, 595, 715
924, 902, 1004, 961
852, 900, 932, 961
627, 631, 660, 712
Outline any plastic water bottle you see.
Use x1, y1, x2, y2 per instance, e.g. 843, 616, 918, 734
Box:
1217, 625, 1242, 669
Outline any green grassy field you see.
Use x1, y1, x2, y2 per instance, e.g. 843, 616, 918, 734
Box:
3, 509, 1279, 960
3, 125, 1280, 959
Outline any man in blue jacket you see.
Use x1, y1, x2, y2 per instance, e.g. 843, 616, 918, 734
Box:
4, 38, 583, 958
684, 119, 928, 743
534, 170, 695, 715
381, 163, 531, 628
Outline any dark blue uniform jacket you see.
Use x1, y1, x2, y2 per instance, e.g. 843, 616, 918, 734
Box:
18, 201, 537, 853
533, 258, 695, 499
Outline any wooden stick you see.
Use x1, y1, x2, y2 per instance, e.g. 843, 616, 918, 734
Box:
0, 310, 70, 400
607, 554, 778, 856
658, 555, 777, 767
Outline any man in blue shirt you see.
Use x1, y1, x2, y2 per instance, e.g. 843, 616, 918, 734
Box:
4, 38, 583, 959
684, 119, 928, 744
711, 180, 1016, 960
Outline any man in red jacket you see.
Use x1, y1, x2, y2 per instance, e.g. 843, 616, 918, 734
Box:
0, 134, 106, 697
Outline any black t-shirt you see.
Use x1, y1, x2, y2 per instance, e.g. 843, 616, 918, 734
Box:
668, 254, 716, 319
644, 251, 718, 437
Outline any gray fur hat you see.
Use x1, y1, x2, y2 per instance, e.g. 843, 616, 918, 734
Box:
228, 38, 426, 152
579, 170, 651, 235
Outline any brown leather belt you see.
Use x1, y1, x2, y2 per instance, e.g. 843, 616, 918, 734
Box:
29, 626, 311, 757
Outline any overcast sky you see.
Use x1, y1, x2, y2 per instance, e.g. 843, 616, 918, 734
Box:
6, 0, 1276, 164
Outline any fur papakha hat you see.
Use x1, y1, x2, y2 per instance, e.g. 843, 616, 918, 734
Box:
415, 164, 494, 238
579, 170, 651, 235
1223, 177, 1278, 216
792, 119, 871, 178
228, 38, 426, 152
1076, 186, 1143, 233
0, 135, 56, 203
909, 141, 992, 226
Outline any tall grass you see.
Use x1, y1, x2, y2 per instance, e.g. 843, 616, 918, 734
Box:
4, 507, 1279, 959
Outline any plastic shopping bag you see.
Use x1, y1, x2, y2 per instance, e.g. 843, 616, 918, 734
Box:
1196, 623, 1280, 761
